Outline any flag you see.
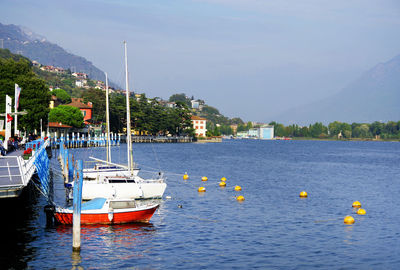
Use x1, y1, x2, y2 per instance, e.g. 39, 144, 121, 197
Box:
15, 83, 21, 110
7, 114, 13, 123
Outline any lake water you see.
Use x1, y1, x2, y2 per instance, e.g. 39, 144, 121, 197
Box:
1, 139, 400, 269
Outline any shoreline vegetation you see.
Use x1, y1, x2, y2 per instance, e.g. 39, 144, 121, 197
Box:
1, 49, 399, 143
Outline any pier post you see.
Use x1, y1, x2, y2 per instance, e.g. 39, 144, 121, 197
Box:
72, 160, 83, 252
64, 148, 68, 181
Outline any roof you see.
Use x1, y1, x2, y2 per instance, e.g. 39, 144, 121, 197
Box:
66, 98, 92, 109
191, 115, 207, 121
48, 122, 72, 128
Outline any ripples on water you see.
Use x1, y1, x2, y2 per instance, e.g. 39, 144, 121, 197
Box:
1, 140, 400, 269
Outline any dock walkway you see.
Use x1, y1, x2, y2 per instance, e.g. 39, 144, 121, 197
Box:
0, 140, 48, 198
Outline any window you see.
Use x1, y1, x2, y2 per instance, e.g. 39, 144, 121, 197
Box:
195, 126, 198, 129
82, 110, 86, 116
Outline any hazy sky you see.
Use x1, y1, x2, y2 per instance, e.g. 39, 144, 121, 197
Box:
2, 0, 400, 123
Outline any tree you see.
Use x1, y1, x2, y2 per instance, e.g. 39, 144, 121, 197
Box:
52, 88, 71, 104
169, 93, 191, 107
309, 122, 328, 138
0, 54, 50, 132
48, 105, 84, 128
82, 88, 106, 122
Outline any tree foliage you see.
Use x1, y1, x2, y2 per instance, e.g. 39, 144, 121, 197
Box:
0, 50, 50, 132
52, 88, 71, 104
48, 105, 84, 128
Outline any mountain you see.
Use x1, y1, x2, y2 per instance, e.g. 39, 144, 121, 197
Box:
0, 22, 119, 88
275, 54, 400, 125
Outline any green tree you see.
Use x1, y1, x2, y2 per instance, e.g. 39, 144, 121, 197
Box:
48, 105, 84, 128
52, 88, 71, 104
0, 54, 50, 132
169, 93, 191, 107
82, 88, 106, 122
309, 122, 328, 138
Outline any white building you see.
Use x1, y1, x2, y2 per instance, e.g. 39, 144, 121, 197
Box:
191, 116, 207, 137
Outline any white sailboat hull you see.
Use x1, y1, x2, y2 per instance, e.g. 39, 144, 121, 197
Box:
81, 180, 167, 200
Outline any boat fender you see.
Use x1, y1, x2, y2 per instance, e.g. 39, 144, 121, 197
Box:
108, 208, 114, 222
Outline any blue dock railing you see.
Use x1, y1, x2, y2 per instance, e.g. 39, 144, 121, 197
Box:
50, 133, 121, 149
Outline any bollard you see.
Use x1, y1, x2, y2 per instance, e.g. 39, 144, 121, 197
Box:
72, 160, 83, 252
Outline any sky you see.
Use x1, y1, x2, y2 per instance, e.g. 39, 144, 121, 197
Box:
1, 0, 400, 123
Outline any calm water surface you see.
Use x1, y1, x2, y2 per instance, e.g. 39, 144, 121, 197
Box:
1, 140, 400, 269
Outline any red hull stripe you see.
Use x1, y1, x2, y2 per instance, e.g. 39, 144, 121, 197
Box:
54, 207, 158, 225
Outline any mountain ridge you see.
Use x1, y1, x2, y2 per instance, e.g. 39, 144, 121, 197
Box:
274, 54, 400, 125
0, 22, 120, 88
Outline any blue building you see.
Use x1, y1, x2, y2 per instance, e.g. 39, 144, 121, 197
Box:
258, 125, 274, 140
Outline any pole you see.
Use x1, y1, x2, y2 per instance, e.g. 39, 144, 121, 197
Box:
72, 160, 83, 252
124, 41, 134, 173
105, 72, 111, 162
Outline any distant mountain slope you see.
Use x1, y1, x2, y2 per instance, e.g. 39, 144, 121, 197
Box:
275, 54, 400, 125
0, 22, 119, 87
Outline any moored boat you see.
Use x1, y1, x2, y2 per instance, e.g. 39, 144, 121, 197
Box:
54, 197, 159, 225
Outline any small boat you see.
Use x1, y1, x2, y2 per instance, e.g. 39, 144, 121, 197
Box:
54, 197, 159, 225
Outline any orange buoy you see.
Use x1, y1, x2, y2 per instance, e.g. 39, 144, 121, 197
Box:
357, 208, 366, 215
236, 195, 245, 201
344, 216, 355, 224
299, 191, 308, 198
352, 201, 361, 208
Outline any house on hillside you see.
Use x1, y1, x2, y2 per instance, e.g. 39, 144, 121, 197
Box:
66, 98, 93, 124
191, 115, 207, 137
72, 72, 88, 79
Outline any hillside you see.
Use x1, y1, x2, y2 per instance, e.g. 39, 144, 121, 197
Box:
275, 54, 400, 125
0, 22, 119, 88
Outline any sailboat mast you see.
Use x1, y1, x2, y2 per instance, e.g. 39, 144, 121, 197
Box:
124, 41, 132, 172
105, 72, 111, 163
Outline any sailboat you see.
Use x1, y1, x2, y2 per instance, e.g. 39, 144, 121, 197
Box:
77, 42, 167, 200
82, 72, 139, 179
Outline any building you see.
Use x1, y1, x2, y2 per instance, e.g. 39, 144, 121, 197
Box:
66, 98, 93, 124
72, 72, 88, 79
234, 125, 274, 140
191, 115, 207, 137
258, 125, 274, 140
191, 100, 199, 109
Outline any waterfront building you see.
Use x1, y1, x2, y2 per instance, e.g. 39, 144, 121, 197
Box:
66, 98, 93, 124
259, 125, 274, 140
191, 115, 207, 137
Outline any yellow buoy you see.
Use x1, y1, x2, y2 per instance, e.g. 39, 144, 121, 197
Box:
198, 187, 206, 192
201, 176, 208, 181
221, 177, 227, 182
183, 174, 189, 180
299, 191, 308, 198
234, 185, 242, 191
344, 215, 355, 224
357, 208, 366, 215
219, 181, 226, 187
236, 195, 245, 201
352, 201, 361, 208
